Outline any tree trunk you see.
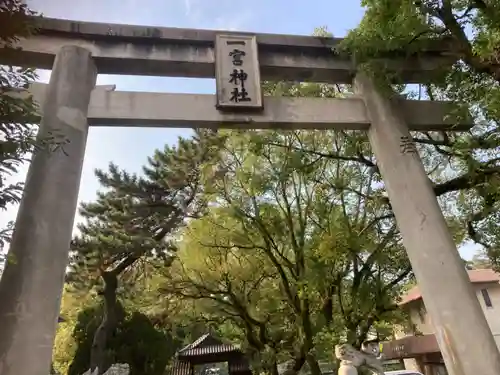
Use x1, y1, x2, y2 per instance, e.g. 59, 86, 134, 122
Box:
306, 354, 322, 375
90, 271, 119, 375
268, 361, 279, 375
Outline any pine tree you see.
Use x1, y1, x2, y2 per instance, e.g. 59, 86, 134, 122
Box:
67, 129, 222, 374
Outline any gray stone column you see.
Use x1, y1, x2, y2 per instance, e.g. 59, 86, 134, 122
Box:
0, 46, 96, 375
354, 72, 500, 375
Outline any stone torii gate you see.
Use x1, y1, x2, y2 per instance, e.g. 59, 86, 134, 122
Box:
0, 17, 499, 375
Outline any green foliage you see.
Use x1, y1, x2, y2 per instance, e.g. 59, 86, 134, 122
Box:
68, 304, 110, 375
67, 129, 224, 293
65, 302, 180, 375
161, 126, 413, 374
53, 289, 98, 375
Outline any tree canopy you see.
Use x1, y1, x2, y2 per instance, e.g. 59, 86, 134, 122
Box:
161, 125, 414, 375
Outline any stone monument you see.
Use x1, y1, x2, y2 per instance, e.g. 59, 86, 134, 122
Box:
82, 363, 130, 375
335, 342, 384, 375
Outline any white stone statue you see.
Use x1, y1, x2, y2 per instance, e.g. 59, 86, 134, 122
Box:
82, 363, 130, 375
335, 342, 384, 375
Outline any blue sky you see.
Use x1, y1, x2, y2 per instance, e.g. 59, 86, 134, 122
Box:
2, 0, 479, 259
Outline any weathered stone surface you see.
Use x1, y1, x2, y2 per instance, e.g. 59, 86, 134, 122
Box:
337, 364, 358, 375
82, 363, 130, 375
24, 83, 473, 131
2, 17, 454, 83
0, 45, 97, 375
354, 70, 500, 375
334, 343, 384, 375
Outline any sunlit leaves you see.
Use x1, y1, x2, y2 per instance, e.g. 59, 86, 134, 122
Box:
162, 120, 413, 365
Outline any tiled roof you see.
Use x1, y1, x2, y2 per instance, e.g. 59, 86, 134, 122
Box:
399, 269, 500, 306
178, 333, 211, 353
170, 359, 191, 375
171, 334, 252, 375
177, 333, 241, 357
178, 344, 238, 357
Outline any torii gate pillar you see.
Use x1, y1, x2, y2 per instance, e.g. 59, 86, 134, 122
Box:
354, 72, 500, 375
0, 46, 96, 375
